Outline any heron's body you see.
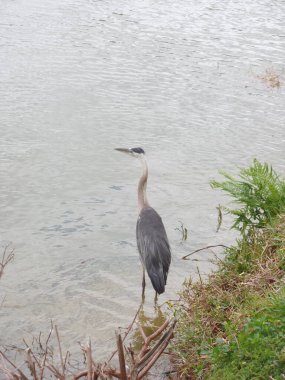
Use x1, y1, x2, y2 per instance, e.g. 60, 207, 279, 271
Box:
137, 206, 171, 294
115, 147, 171, 298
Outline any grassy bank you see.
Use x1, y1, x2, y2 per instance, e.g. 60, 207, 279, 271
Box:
173, 161, 285, 379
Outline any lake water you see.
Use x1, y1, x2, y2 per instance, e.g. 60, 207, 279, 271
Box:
0, 0, 284, 361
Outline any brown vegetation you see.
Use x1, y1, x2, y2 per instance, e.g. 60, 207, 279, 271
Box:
0, 243, 177, 380
0, 306, 176, 380
256, 68, 281, 88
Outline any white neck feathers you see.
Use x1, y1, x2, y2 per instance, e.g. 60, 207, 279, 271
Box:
138, 156, 149, 212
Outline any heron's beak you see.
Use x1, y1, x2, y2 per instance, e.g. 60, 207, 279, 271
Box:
115, 148, 131, 154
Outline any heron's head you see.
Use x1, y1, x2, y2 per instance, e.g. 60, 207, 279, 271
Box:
115, 147, 145, 158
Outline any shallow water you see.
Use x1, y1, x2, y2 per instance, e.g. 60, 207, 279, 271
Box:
0, 0, 285, 360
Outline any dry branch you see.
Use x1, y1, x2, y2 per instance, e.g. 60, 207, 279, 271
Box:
0, 311, 176, 380
137, 319, 169, 360
116, 333, 127, 380
86, 341, 93, 380
39, 326, 53, 380
0, 351, 29, 380
137, 320, 176, 371
137, 328, 174, 380
0, 245, 176, 380
55, 325, 65, 377
182, 244, 228, 260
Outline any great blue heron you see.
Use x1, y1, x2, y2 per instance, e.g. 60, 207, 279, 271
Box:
115, 147, 171, 299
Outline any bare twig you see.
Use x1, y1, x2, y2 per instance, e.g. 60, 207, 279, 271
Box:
63, 351, 70, 375
74, 370, 88, 379
137, 321, 176, 379
85, 339, 93, 380
39, 324, 53, 380
116, 333, 127, 380
45, 362, 64, 379
55, 325, 65, 376
138, 319, 169, 359
22, 340, 41, 369
0, 350, 29, 380
26, 348, 39, 379
137, 320, 175, 369
182, 244, 228, 260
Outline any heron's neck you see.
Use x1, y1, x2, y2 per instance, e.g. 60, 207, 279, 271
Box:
138, 156, 149, 212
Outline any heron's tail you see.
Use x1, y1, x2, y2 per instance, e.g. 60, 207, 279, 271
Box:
148, 266, 166, 295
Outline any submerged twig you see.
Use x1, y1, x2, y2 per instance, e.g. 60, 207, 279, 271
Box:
0, 244, 15, 279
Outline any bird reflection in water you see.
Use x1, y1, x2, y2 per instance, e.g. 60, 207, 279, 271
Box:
130, 304, 166, 353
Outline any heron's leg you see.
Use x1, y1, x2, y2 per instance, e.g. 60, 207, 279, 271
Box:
154, 292, 158, 304
141, 268, 146, 302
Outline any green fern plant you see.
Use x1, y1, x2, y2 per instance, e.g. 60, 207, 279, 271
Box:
211, 159, 285, 235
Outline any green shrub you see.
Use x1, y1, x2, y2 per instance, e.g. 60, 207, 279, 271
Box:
211, 160, 285, 236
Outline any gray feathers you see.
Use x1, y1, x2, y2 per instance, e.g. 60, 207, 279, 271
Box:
136, 207, 171, 294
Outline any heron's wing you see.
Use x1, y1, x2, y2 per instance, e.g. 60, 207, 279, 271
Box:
136, 207, 171, 294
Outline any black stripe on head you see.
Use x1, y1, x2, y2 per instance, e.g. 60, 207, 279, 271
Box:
131, 147, 145, 154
